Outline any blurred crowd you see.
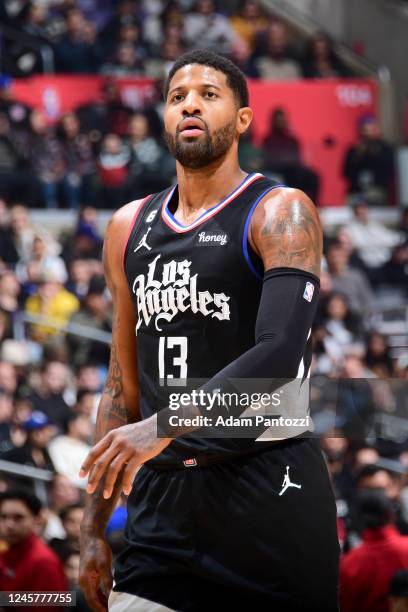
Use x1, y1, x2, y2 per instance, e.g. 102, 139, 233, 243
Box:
0, 0, 398, 208
0, 82, 398, 208
0, 196, 405, 608
1, 0, 353, 80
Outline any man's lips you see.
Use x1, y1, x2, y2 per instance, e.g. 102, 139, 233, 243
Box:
178, 118, 206, 136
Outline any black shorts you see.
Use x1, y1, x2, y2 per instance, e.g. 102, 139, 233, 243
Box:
113, 437, 340, 612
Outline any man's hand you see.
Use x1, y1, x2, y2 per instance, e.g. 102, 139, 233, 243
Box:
79, 533, 112, 612
79, 414, 171, 498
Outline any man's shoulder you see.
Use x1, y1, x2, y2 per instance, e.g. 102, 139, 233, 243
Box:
110, 191, 161, 228
107, 188, 170, 242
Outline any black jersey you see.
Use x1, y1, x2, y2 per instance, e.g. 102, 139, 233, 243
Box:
123, 172, 310, 464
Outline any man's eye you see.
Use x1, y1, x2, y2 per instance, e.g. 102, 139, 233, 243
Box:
205, 91, 217, 99
172, 94, 184, 102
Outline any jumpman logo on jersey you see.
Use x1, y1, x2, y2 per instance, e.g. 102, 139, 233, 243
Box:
279, 466, 302, 496
134, 227, 152, 252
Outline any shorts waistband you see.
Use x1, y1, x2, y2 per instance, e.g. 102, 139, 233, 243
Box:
144, 434, 310, 472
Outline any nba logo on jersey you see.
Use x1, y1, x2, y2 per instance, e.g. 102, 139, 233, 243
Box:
183, 458, 198, 467
303, 282, 314, 303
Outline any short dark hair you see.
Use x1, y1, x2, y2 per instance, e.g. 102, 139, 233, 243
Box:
59, 503, 84, 523
0, 489, 42, 516
356, 490, 394, 529
164, 49, 249, 108
76, 388, 94, 404
389, 569, 408, 597
356, 463, 392, 484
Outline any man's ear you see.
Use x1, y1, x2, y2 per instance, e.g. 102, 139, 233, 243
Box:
237, 107, 253, 135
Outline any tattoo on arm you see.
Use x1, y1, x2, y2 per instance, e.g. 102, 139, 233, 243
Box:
103, 342, 127, 423
257, 195, 322, 276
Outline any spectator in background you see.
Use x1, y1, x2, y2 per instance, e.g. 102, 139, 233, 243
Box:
3, 3, 53, 77
127, 112, 174, 197
25, 268, 79, 343
238, 126, 266, 174
60, 207, 103, 266
365, 331, 394, 379
43, 474, 81, 542
65, 259, 94, 300
357, 464, 408, 535
54, 8, 101, 74
26, 361, 73, 432
145, 33, 186, 79
230, 0, 268, 52
318, 292, 363, 364
75, 364, 103, 395
117, 21, 146, 54
0, 78, 30, 131
0, 391, 15, 455
102, 0, 143, 44
48, 412, 92, 488
184, 0, 240, 55
0, 362, 17, 397
100, 41, 145, 76
389, 570, 408, 612
2, 205, 57, 265
49, 503, 84, 560
1, 411, 55, 475
302, 31, 350, 79
76, 79, 133, 142
0, 490, 67, 604
74, 389, 97, 422
67, 275, 112, 368
0, 202, 12, 265
24, 110, 65, 209
326, 240, 373, 318
335, 226, 368, 275
16, 235, 68, 289
97, 133, 130, 208
251, 20, 302, 80
0, 270, 21, 328
383, 243, 408, 293
343, 115, 395, 206
63, 548, 91, 611
0, 113, 26, 203
144, 1, 185, 54
345, 196, 402, 282
340, 491, 408, 612
262, 108, 320, 202
57, 113, 96, 209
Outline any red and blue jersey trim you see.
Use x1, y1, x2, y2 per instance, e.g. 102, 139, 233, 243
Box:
161, 172, 263, 233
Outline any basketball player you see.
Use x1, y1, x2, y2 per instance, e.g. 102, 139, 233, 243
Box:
79, 50, 340, 611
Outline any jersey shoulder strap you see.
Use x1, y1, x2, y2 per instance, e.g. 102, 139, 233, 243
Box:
122, 189, 170, 273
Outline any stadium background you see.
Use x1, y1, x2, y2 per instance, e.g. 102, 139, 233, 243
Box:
0, 0, 407, 610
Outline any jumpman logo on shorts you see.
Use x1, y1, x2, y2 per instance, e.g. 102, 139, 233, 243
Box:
279, 465, 302, 496
134, 227, 152, 252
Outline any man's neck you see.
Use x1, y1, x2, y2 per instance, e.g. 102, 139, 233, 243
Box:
175, 157, 247, 218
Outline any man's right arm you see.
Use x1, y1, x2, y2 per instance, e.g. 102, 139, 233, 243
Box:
79, 203, 140, 612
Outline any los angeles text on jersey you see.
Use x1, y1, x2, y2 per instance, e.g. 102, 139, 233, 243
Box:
166, 415, 312, 428
132, 254, 231, 333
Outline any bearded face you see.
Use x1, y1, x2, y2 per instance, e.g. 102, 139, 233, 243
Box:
165, 117, 237, 169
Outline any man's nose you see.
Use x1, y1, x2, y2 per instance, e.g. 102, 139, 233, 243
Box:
181, 92, 202, 116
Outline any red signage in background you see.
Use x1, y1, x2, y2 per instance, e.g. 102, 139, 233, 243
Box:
249, 79, 378, 206
10, 75, 158, 120
10, 76, 378, 206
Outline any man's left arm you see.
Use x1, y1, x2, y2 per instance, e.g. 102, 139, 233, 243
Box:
81, 188, 322, 495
